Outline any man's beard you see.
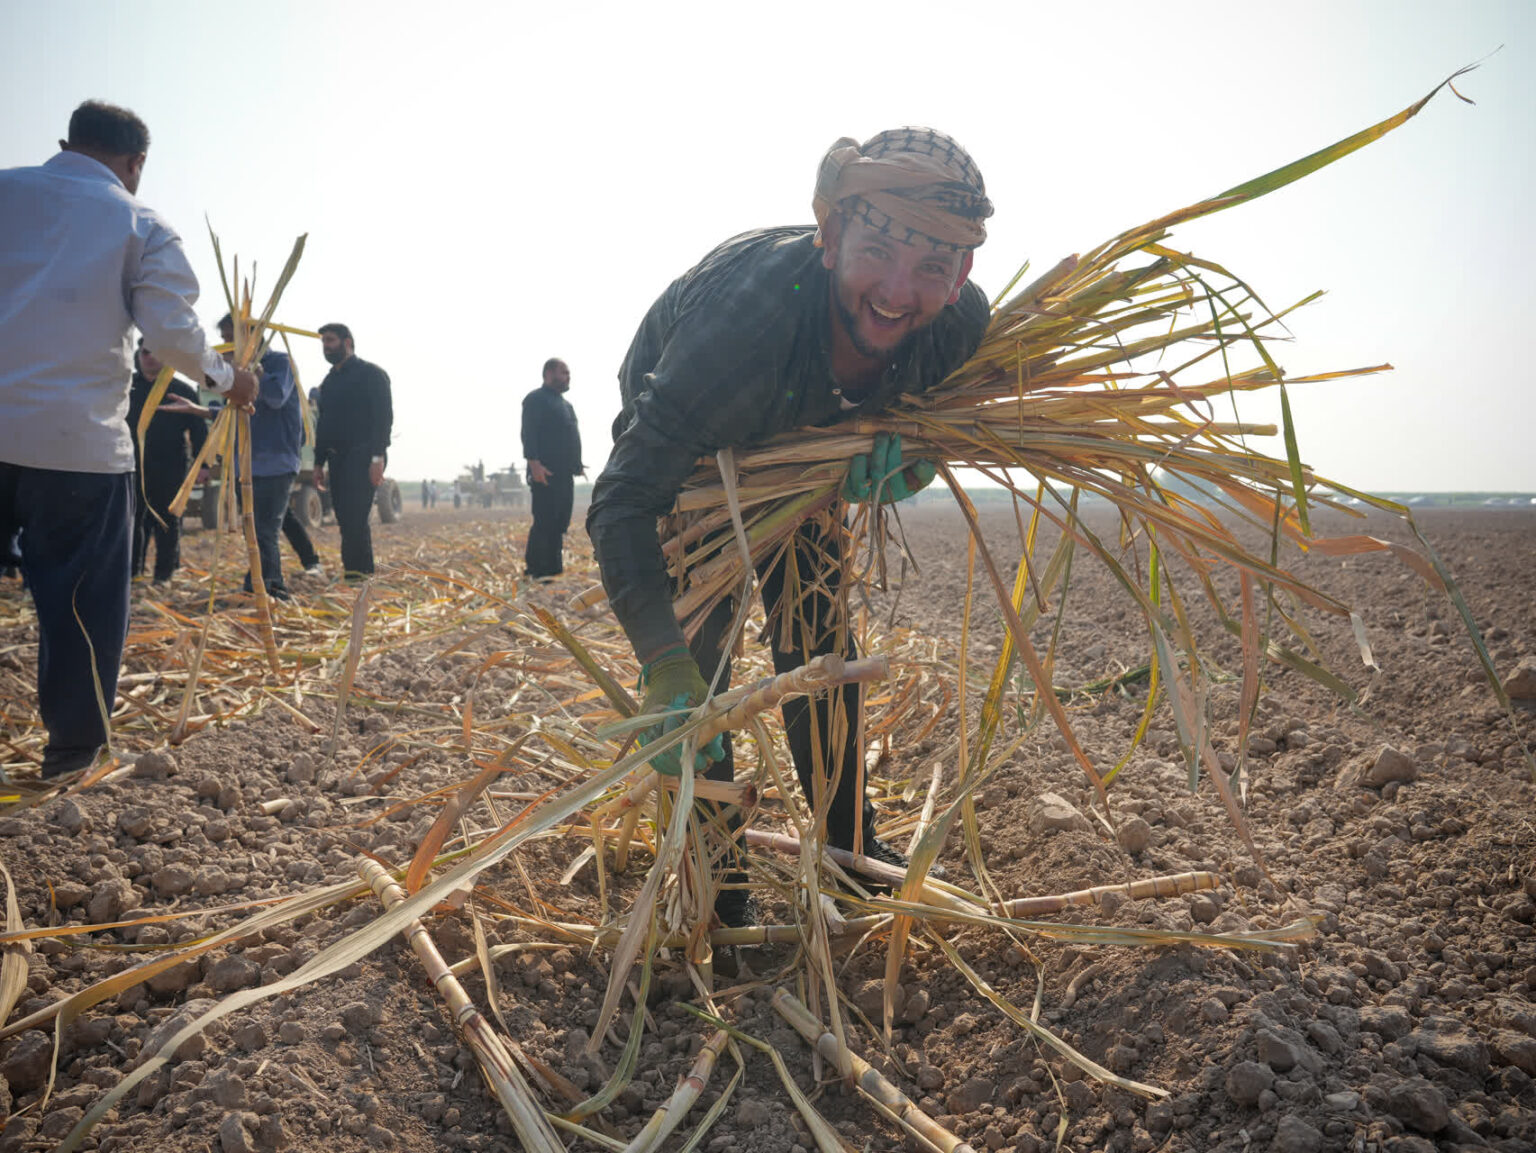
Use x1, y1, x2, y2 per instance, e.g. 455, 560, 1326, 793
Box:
833, 284, 913, 364
323, 346, 346, 365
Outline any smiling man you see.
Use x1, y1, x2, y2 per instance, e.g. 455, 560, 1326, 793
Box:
587, 128, 992, 925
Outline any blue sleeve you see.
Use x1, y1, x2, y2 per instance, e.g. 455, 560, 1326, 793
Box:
257, 352, 295, 410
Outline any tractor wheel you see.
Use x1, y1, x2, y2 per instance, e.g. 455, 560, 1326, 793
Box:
376, 479, 403, 524
200, 483, 222, 531
293, 483, 323, 529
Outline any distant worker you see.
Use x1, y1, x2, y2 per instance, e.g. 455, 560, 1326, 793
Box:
0, 100, 257, 778
312, 322, 392, 578
220, 313, 301, 601
173, 385, 322, 578
428, 478, 439, 508
521, 357, 584, 580
421, 477, 430, 509
127, 339, 207, 583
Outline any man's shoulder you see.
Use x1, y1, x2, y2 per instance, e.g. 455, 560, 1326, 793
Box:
686, 226, 819, 285
657, 226, 822, 332
2, 155, 164, 232
951, 279, 990, 336
353, 356, 389, 382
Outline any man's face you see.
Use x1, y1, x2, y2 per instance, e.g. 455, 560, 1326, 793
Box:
137, 346, 162, 377
545, 362, 571, 392
218, 321, 235, 363
321, 332, 352, 365
823, 215, 973, 362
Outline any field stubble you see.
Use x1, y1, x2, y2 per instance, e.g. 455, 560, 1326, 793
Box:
1, 502, 1533, 1153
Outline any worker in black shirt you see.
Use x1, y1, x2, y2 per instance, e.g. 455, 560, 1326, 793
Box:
521, 357, 584, 579
312, 323, 392, 578
127, 339, 208, 583
588, 128, 991, 924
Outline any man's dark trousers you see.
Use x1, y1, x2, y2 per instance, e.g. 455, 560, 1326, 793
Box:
282, 508, 318, 569
0, 463, 131, 762
526, 472, 574, 578
243, 473, 295, 597
132, 469, 183, 581
688, 517, 876, 857
329, 452, 377, 576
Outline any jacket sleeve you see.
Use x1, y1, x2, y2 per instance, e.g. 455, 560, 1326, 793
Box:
172, 383, 208, 463
521, 393, 543, 462
129, 218, 234, 392
586, 300, 786, 663
370, 365, 393, 457
312, 386, 331, 469
256, 352, 294, 411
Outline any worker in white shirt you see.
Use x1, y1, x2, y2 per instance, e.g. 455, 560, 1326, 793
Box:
0, 99, 259, 779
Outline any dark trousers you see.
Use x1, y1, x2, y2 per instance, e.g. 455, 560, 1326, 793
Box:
282, 508, 318, 569
329, 454, 376, 576
241, 473, 294, 595
526, 472, 574, 578
0, 463, 131, 758
689, 516, 875, 853
131, 468, 183, 581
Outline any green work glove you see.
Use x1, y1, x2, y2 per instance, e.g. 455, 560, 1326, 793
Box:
841, 431, 936, 505
637, 646, 726, 776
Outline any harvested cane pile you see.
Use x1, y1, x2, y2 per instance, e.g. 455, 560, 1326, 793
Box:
1, 67, 1526, 1153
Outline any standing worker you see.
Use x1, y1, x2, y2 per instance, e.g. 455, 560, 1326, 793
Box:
219, 313, 302, 601
587, 128, 991, 924
312, 323, 392, 579
283, 383, 323, 576
521, 357, 584, 580
0, 100, 258, 777
127, 339, 207, 584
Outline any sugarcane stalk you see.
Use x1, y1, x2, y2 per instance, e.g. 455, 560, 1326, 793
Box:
359, 859, 564, 1153
327, 582, 372, 757
603, 654, 888, 864
771, 988, 977, 1153
695, 655, 888, 742
744, 829, 983, 916
612, 795, 645, 873
907, 760, 944, 856
234, 372, 280, 676
456, 914, 893, 960
621, 1027, 729, 1153
1001, 870, 1219, 917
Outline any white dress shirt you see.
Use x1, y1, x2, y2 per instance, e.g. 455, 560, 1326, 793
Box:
0, 151, 234, 474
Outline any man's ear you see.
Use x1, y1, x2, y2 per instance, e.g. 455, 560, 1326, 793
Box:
819, 214, 844, 270
947, 251, 975, 305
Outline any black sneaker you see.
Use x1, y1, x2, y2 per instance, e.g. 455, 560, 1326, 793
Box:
862, 835, 912, 870
713, 889, 759, 930
41, 746, 101, 779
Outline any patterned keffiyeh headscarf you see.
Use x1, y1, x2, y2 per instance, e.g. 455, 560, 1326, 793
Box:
812, 126, 993, 252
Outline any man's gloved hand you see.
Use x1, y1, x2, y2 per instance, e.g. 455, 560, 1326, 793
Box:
841, 431, 936, 505
637, 646, 725, 776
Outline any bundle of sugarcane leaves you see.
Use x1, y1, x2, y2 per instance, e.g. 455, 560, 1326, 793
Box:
662, 63, 1530, 871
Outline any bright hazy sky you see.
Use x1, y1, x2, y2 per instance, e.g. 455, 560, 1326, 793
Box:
4, 1, 1532, 491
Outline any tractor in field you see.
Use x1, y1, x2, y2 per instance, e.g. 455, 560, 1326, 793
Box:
454, 463, 526, 510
